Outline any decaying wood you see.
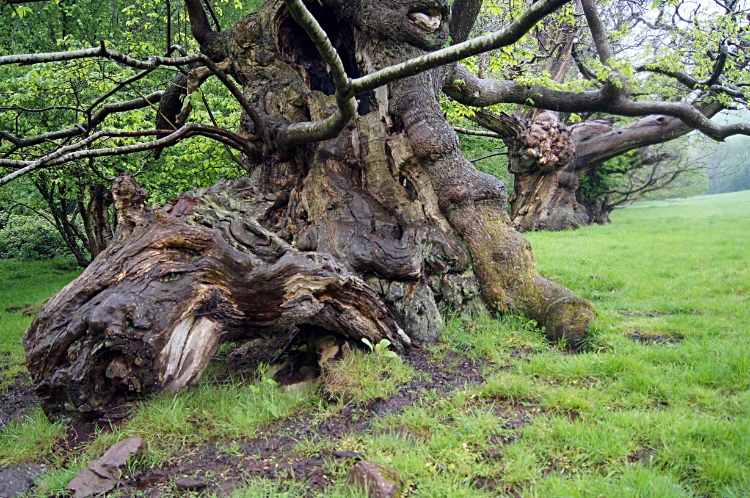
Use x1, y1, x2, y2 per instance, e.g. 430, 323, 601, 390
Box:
24, 174, 408, 419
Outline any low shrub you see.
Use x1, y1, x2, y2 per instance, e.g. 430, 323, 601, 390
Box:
0, 215, 71, 260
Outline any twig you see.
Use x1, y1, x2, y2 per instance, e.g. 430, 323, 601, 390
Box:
471, 151, 508, 162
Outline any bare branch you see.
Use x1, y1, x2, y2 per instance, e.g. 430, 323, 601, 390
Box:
86, 45, 188, 115
454, 127, 502, 138
184, 0, 214, 45
0, 92, 164, 149
200, 91, 245, 169
450, 0, 484, 45
0, 125, 256, 186
581, 0, 614, 66
0, 105, 82, 113
471, 151, 508, 162
0, 44, 204, 69
203, 0, 221, 31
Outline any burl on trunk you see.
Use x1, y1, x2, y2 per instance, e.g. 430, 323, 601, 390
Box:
24, 0, 594, 420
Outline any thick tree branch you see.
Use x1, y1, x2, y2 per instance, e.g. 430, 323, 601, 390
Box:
606, 97, 747, 140
575, 101, 723, 169
444, 64, 620, 112
704, 42, 729, 87
184, 0, 214, 45
276, 0, 357, 149
580, 0, 614, 65
446, 65, 749, 141
450, 0, 483, 45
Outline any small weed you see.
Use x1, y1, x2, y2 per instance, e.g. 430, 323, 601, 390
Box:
360, 338, 400, 361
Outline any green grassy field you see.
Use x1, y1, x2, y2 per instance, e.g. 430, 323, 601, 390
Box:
1, 191, 749, 497
0, 259, 83, 391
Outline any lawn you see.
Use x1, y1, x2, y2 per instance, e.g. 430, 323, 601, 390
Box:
1, 191, 748, 497
0, 258, 83, 392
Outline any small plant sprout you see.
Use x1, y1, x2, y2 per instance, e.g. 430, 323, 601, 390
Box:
361, 338, 401, 361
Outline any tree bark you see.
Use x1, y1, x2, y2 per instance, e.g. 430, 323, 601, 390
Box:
450, 0, 483, 44
25, 0, 595, 420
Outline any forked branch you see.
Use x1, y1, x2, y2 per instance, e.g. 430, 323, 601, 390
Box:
444, 0, 750, 143
274, 0, 356, 149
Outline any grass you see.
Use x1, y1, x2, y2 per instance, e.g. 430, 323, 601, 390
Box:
324, 347, 416, 404
0, 258, 83, 391
1, 190, 749, 497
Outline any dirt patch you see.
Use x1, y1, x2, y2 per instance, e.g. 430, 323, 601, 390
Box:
628, 447, 655, 465
52, 418, 121, 461
626, 330, 683, 344
616, 310, 666, 317
408, 344, 486, 392
211, 334, 300, 384
4, 303, 40, 316
95, 342, 492, 497
0, 373, 39, 427
107, 416, 339, 497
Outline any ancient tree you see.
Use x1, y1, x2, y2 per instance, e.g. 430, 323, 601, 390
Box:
1, 0, 749, 419
452, 0, 750, 230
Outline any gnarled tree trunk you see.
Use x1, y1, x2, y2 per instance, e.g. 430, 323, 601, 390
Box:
472, 103, 723, 232
472, 111, 608, 231
25, 0, 595, 420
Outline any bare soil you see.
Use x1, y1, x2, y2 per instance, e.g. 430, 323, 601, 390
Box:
8, 340, 541, 497
0, 373, 39, 428
83, 343, 498, 497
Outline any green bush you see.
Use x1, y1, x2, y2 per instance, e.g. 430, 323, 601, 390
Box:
0, 215, 71, 260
